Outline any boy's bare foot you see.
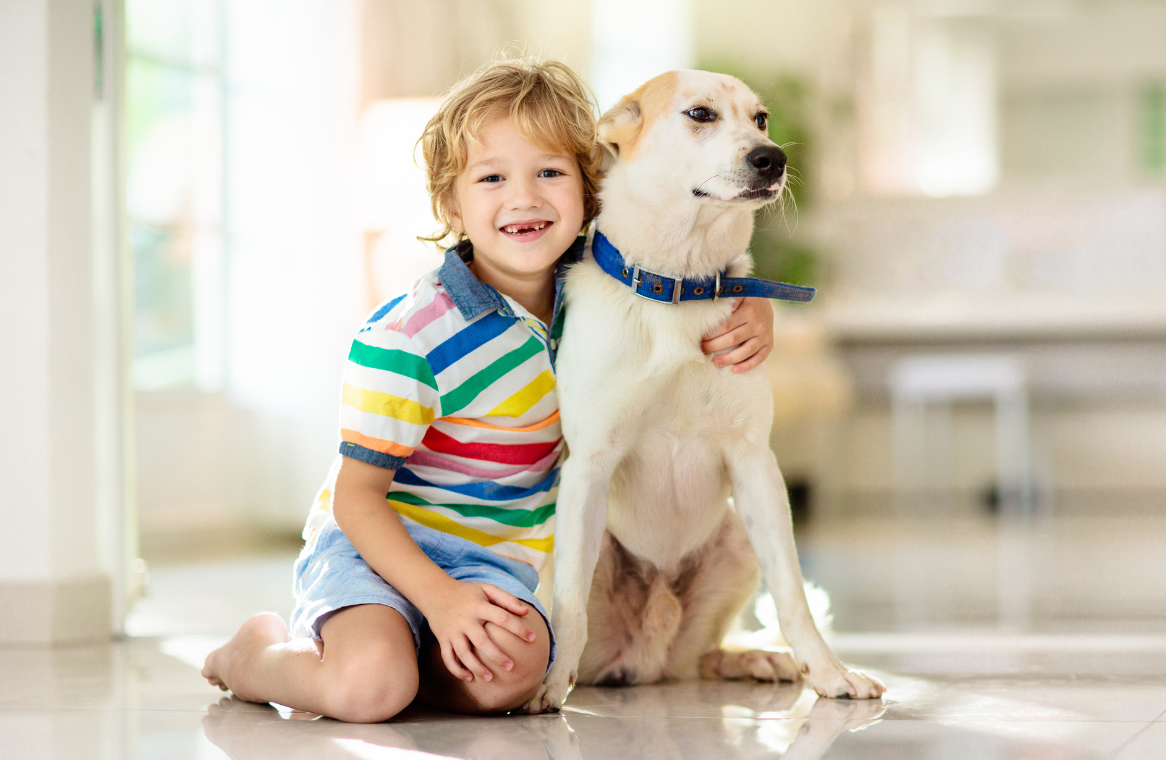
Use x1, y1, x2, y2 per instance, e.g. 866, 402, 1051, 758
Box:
202, 612, 290, 700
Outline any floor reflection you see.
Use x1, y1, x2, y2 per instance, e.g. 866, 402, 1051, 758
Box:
199, 683, 886, 760
4, 515, 1160, 759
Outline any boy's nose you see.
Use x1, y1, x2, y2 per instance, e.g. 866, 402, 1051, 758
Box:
507, 177, 540, 208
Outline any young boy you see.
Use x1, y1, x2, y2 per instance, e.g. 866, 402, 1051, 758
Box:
201, 58, 776, 722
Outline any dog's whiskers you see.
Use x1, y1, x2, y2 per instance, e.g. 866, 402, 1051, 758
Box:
776, 176, 799, 237
694, 174, 722, 196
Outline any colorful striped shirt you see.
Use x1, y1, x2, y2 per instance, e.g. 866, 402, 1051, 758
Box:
303, 238, 582, 570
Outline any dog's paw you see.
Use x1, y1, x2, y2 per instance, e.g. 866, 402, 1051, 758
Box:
518, 676, 572, 714
806, 691, 888, 728
699, 649, 802, 682
803, 660, 885, 700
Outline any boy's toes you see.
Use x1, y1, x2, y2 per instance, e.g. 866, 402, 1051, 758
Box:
202, 653, 226, 687
199, 613, 291, 699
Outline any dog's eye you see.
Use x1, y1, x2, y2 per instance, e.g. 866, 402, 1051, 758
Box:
755, 113, 768, 131
685, 107, 716, 123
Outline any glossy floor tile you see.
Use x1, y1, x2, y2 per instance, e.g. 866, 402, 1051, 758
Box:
3, 516, 1165, 758
0, 637, 1159, 759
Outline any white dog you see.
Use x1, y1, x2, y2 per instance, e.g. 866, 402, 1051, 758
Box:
524, 70, 884, 713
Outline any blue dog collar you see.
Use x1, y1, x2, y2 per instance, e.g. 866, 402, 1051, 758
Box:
591, 230, 816, 305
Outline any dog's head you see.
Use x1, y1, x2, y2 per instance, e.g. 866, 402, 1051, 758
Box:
597, 70, 786, 210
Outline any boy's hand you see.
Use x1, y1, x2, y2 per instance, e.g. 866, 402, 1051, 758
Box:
422, 580, 537, 682
701, 297, 774, 373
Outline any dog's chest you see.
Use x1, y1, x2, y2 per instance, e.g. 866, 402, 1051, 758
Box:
640, 363, 757, 437
558, 272, 771, 442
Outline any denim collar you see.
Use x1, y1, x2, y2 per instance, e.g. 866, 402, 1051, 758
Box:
438, 236, 585, 340
591, 229, 816, 305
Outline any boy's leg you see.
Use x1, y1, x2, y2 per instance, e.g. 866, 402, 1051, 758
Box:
202, 604, 419, 723
416, 607, 551, 714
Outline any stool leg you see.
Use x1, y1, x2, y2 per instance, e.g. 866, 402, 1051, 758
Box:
931, 401, 955, 512
893, 394, 927, 515
997, 518, 1033, 630
893, 393, 931, 628
995, 390, 1032, 518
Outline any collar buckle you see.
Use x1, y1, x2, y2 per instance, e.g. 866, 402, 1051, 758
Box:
629, 264, 683, 304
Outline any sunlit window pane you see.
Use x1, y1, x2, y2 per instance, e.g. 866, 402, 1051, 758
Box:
126, 3, 223, 390
126, 0, 219, 68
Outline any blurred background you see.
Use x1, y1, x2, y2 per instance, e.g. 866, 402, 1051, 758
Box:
7, 0, 1166, 646
119, 0, 1166, 636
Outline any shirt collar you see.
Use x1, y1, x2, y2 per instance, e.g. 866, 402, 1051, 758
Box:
438, 236, 586, 332
438, 240, 509, 321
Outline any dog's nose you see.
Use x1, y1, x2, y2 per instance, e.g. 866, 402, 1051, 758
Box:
746, 145, 786, 183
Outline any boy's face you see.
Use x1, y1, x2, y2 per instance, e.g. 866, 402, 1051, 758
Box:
450, 115, 585, 281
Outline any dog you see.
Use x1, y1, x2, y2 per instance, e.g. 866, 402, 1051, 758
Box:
523, 70, 885, 713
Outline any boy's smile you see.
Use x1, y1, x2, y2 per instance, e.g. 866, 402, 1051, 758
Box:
449, 115, 585, 302
500, 220, 551, 240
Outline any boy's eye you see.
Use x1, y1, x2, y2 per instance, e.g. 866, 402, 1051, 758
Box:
478, 174, 503, 183
539, 169, 564, 178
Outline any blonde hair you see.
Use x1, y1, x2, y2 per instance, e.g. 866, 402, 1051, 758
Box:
419, 57, 600, 245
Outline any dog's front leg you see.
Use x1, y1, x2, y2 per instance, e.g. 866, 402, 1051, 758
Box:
726, 443, 885, 699
521, 452, 614, 713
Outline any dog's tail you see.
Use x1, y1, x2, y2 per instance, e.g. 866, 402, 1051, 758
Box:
722, 581, 833, 650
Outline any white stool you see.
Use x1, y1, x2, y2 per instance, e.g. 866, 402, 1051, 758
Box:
890, 354, 1033, 517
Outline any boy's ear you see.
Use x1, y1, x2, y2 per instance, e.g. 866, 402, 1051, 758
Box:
445, 193, 464, 235
597, 97, 643, 172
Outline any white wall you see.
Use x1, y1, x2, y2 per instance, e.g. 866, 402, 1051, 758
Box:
0, 0, 111, 642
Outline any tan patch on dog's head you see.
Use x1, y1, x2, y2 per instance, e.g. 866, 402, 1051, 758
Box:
597, 71, 681, 167
599, 70, 783, 211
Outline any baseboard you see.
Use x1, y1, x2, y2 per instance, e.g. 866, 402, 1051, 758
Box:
139, 524, 303, 565
0, 574, 111, 645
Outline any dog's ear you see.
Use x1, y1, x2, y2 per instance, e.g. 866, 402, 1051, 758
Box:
597, 97, 643, 171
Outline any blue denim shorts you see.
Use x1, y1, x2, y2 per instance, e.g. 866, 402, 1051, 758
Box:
289, 520, 555, 669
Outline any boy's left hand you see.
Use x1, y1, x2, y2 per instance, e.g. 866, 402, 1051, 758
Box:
701, 297, 774, 373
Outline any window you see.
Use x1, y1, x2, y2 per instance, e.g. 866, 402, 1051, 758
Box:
126, 0, 225, 390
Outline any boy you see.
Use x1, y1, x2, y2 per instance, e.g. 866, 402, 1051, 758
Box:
201, 58, 776, 722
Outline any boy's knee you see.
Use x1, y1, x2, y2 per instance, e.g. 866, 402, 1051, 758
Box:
464, 622, 550, 713
327, 647, 419, 723
464, 666, 544, 713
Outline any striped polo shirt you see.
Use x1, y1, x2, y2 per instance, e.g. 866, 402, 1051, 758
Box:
303, 237, 582, 570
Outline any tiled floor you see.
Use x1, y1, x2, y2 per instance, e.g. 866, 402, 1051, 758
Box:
3, 515, 1166, 759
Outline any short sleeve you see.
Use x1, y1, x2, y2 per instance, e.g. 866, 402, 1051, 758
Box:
337, 324, 441, 470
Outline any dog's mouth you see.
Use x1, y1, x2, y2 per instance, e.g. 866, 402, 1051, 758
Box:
499, 220, 553, 238
737, 187, 780, 201
692, 187, 780, 202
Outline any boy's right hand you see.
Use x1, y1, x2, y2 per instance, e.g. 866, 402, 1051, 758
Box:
421, 579, 537, 682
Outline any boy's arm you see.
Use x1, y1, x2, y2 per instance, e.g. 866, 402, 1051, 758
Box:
701, 296, 775, 373
332, 456, 537, 682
